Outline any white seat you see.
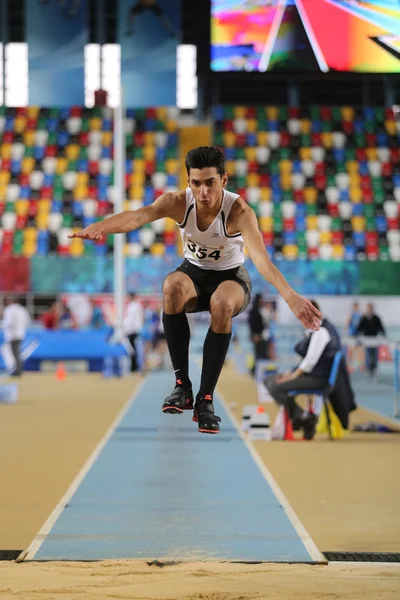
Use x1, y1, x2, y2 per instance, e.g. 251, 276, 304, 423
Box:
287, 119, 301, 136
383, 200, 398, 219
99, 158, 113, 176
268, 132, 280, 149
30, 170, 44, 191
1, 212, 16, 230
326, 187, 339, 204
338, 202, 352, 220
336, 173, 349, 190
319, 244, 333, 260
155, 132, 168, 147
235, 159, 248, 176
387, 230, 400, 245
66, 117, 82, 135
152, 172, 167, 189
394, 187, 400, 203
318, 215, 332, 231
139, 228, 155, 249
11, 143, 25, 161
376, 147, 390, 162
42, 157, 57, 175
62, 171, 77, 191
89, 131, 102, 145
166, 106, 179, 120
6, 183, 20, 203
82, 199, 98, 217
305, 230, 320, 248
57, 228, 73, 246
129, 200, 143, 211
311, 147, 325, 162
48, 213, 63, 233
233, 117, 247, 134
255, 146, 270, 164
153, 218, 166, 234
281, 201, 296, 219
389, 243, 400, 262
0, 116, 5, 133
101, 107, 113, 120
87, 145, 102, 161
107, 186, 117, 204
165, 186, 179, 193
35, 130, 49, 147
368, 160, 381, 177
0, 229, 3, 245
291, 173, 305, 190
127, 242, 143, 258
125, 118, 135, 135
247, 187, 261, 203
332, 132, 346, 149
301, 160, 316, 178
259, 201, 272, 217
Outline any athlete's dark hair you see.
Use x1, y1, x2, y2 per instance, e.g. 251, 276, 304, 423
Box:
185, 146, 225, 177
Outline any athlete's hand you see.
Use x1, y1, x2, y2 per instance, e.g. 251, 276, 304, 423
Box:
286, 292, 321, 330
68, 223, 104, 241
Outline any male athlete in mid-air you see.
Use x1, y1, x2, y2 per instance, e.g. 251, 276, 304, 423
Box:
70, 147, 321, 434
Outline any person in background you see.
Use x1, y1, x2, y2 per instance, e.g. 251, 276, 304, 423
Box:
356, 303, 386, 377
248, 294, 272, 375
89, 298, 106, 329
2, 296, 30, 377
264, 300, 341, 440
42, 301, 61, 330
59, 303, 78, 330
346, 301, 363, 371
153, 305, 168, 369
124, 292, 144, 372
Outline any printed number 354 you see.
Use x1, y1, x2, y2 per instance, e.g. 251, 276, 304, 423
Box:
187, 240, 221, 261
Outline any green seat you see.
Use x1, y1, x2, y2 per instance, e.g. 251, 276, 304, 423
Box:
332, 107, 341, 121
249, 202, 259, 216
237, 175, 247, 188
331, 217, 342, 231
38, 118, 47, 129
335, 163, 346, 174
300, 134, 311, 147
345, 148, 356, 161
0, 106, 6, 116
81, 119, 89, 133
24, 146, 34, 157
156, 161, 165, 171
5, 202, 15, 213
155, 120, 165, 131
62, 214, 73, 228
79, 147, 88, 160
322, 122, 332, 132
375, 107, 384, 122
224, 106, 234, 119
214, 132, 223, 146
257, 116, 267, 131
49, 108, 59, 118
166, 148, 177, 159
306, 204, 317, 215
355, 133, 365, 148
310, 107, 320, 120
68, 160, 77, 171
279, 148, 291, 160
84, 243, 95, 256
269, 161, 279, 175
282, 191, 293, 202
364, 205, 375, 218
380, 248, 390, 260
133, 148, 144, 159
91, 107, 102, 118
365, 120, 375, 134
48, 132, 57, 145
365, 217, 375, 231
236, 148, 245, 159
273, 219, 283, 233
273, 206, 282, 219
278, 106, 288, 120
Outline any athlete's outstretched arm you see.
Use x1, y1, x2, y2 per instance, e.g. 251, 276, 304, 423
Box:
68, 191, 182, 240
236, 203, 321, 330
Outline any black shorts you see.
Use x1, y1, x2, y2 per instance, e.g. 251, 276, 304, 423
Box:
172, 259, 252, 317
131, 1, 163, 16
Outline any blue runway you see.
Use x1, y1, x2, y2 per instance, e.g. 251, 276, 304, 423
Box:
31, 368, 320, 562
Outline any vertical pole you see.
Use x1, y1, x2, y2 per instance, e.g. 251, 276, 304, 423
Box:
1, 0, 8, 106
113, 85, 126, 342
394, 345, 399, 419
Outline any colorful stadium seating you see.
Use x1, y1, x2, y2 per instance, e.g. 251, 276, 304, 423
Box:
214, 106, 400, 261
0, 106, 180, 258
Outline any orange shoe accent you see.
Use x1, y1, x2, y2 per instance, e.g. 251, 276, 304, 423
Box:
204, 394, 212, 400
284, 408, 294, 441
176, 379, 182, 385
55, 362, 67, 381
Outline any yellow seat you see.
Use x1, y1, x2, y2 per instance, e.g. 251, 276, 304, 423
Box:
320, 231, 332, 245
150, 242, 165, 257
70, 238, 84, 257
257, 132, 268, 146
144, 132, 155, 146
24, 227, 37, 243
1, 144, 12, 160
341, 107, 354, 121
300, 119, 311, 134
36, 213, 49, 230
247, 173, 259, 187
132, 171, 145, 186
15, 200, 29, 216
38, 199, 51, 213
14, 117, 27, 134
0, 184, 7, 201
304, 187, 317, 203
165, 159, 178, 175
23, 242, 37, 258
130, 185, 144, 200
247, 119, 258, 134
27, 106, 40, 119
385, 120, 396, 136
332, 245, 344, 259
225, 160, 235, 177
351, 216, 365, 232
223, 131, 236, 147
306, 216, 318, 230
233, 106, 247, 118
102, 131, 113, 147
365, 147, 377, 161
133, 159, 145, 173
143, 146, 156, 161
89, 117, 102, 131
244, 147, 257, 161
124, 243, 130, 256
259, 216, 273, 232
346, 160, 359, 174
65, 144, 80, 161
266, 106, 278, 120
76, 172, 89, 186
124, 200, 130, 211
279, 159, 292, 173
349, 189, 362, 205
244, 246, 249, 258
73, 185, 88, 201
22, 157, 35, 174
166, 120, 177, 133
299, 147, 312, 160
280, 174, 291, 191
321, 132, 332, 148
23, 131, 35, 146
156, 107, 167, 120
0, 171, 10, 185
283, 244, 298, 259
56, 157, 68, 174
260, 188, 271, 202
164, 218, 176, 233
349, 173, 361, 186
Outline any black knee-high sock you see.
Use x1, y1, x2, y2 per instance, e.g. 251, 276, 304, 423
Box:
198, 328, 232, 400
162, 312, 191, 386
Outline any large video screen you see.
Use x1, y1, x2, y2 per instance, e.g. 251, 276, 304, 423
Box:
211, 0, 400, 73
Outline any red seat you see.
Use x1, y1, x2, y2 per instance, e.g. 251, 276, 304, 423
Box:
385, 108, 395, 119
236, 133, 247, 147
332, 231, 344, 244
97, 201, 108, 217
1, 158, 11, 171
315, 174, 327, 190
315, 162, 326, 176
3, 131, 14, 143
19, 173, 30, 186
381, 162, 393, 177
259, 174, 270, 186
16, 107, 27, 117
79, 132, 89, 146
363, 189, 373, 203
294, 190, 304, 203
125, 174, 132, 188
145, 160, 156, 176
88, 161, 99, 176
320, 107, 332, 121
237, 187, 247, 200
134, 132, 145, 146
28, 200, 37, 217
366, 232, 377, 245
247, 107, 257, 119
328, 204, 339, 217
71, 106, 83, 117
263, 232, 274, 246
0, 201, 5, 215
288, 107, 300, 119
88, 184, 98, 198
283, 218, 295, 232
308, 248, 319, 259
16, 215, 28, 229
360, 175, 371, 190
163, 231, 176, 245
342, 121, 354, 135
248, 161, 258, 173
41, 186, 53, 199
224, 119, 234, 131
26, 118, 38, 130
366, 133, 376, 147
58, 245, 70, 256
366, 246, 379, 260
388, 217, 399, 230
311, 133, 322, 146
45, 145, 57, 157
390, 148, 400, 163
146, 108, 157, 119
280, 132, 290, 147
355, 148, 367, 161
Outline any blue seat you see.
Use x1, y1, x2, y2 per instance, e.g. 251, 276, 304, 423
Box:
288, 350, 343, 440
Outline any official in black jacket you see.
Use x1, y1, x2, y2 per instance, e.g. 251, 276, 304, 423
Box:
356, 303, 386, 376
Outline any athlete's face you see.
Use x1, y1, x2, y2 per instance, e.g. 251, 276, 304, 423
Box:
187, 167, 228, 208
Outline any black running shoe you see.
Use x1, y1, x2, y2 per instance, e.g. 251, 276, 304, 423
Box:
192, 396, 221, 434
162, 382, 194, 414
302, 412, 318, 441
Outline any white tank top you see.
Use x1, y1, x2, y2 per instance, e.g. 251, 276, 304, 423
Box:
178, 187, 245, 270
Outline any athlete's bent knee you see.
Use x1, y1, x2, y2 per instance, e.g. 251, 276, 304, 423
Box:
163, 275, 189, 312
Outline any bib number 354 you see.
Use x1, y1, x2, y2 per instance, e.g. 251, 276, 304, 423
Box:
187, 240, 221, 261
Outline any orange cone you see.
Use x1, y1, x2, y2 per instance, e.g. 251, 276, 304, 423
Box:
284, 408, 294, 441
56, 362, 67, 381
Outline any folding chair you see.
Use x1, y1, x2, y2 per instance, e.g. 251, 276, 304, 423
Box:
287, 350, 343, 440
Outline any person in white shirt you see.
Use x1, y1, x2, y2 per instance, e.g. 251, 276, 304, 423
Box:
2, 296, 30, 377
265, 300, 341, 440
123, 292, 144, 372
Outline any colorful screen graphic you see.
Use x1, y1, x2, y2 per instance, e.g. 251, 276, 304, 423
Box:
211, 0, 400, 72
